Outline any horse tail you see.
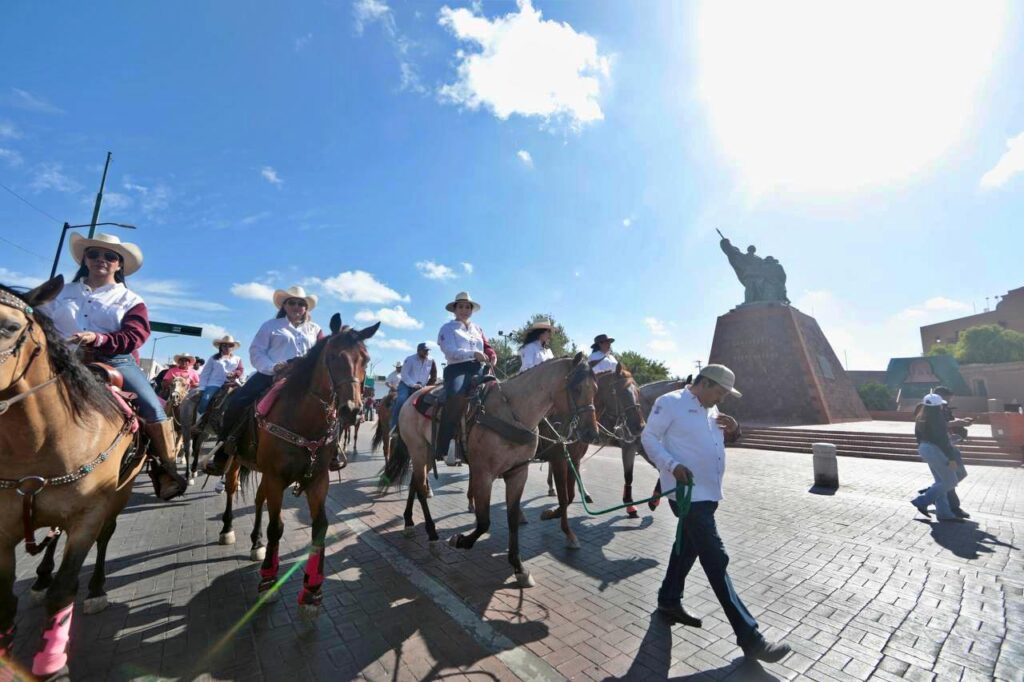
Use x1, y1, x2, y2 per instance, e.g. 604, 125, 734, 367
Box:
238, 462, 254, 498
371, 418, 385, 453
379, 434, 409, 492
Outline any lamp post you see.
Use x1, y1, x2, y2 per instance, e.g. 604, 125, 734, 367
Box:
147, 335, 175, 379
51, 222, 137, 279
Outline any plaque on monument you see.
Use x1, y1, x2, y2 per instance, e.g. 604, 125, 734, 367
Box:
708, 232, 869, 425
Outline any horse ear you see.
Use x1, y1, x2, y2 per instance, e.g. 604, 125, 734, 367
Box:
24, 275, 64, 308
572, 351, 584, 365
329, 313, 342, 335
356, 321, 381, 341
684, 374, 693, 385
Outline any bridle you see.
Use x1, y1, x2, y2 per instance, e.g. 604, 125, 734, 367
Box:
596, 376, 643, 444
0, 291, 56, 416
542, 363, 597, 445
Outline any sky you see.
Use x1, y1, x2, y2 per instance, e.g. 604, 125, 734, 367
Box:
1, 0, 1023, 378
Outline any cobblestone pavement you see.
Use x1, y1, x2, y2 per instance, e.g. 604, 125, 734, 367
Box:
2, 421, 1021, 681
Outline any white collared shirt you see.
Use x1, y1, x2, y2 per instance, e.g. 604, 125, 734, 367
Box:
641, 388, 726, 503
437, 319, 486, 364
250, 317, 322, 375
385, 370, 401, 389
589, 350, 618, 374
41, 281, 144, 338
198, 354, 244, 389
401, 354, 434, 387
518, 341, 553, 373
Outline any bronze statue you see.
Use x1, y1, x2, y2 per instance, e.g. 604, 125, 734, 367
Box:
717, 229, 789, 305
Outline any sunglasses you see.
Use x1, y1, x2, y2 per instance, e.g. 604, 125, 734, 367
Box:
284, 299, 308, 307
84, 249, 121, 263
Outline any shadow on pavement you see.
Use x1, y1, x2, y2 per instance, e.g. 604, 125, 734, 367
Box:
924, 519, 1019, 560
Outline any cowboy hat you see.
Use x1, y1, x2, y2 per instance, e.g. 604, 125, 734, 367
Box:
394, 361, 402, 369
173, 353, 195, 364
212, 334, 241, 350
698, 364, 742, 398
69, 232, 144, 276
445, 291, 481, 313
590, 333, 615, 350
272, 285, 318, 311
527, 320, 553, 333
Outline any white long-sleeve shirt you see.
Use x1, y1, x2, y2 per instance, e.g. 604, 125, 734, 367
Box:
249, 317, 322, 376
641, 388, 727, 503
401, 354, 435, 387
42, 281, 144, 338
589, 350, 618, 374
198, 354, 244, 389
385, 370, 401, 390
437, 319, 486, 365
518, 341, 553, 373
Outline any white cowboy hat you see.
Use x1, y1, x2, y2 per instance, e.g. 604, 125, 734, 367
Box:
445, 291, 481, 313
272, 285, 318, 311
69, 232, 144, 276
212, 334, 241, 350
527, 319, 553, 333
173, 353, 195, 364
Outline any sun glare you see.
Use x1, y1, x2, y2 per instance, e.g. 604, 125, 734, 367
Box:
696, 1, 1008, 194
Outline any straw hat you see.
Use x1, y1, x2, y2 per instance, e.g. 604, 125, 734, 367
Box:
173, 353, 195, 364
272, 285, 318, 311
69, 232, 143, 276
526, 320, 553, 333
698, 364, 742, 398
445, 291, 481, 313
212, 334, 241, 350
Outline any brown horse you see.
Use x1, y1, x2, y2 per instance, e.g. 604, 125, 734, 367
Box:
179, 381, 239, 484
0, 278, 167, 678
539, 363, 646, 547
370, 392, 395, 464
341, 413, 362, 454
219, 315, 379, 618
381, 354, 598, 587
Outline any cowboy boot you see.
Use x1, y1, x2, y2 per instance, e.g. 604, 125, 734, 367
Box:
145, 420, 187, 500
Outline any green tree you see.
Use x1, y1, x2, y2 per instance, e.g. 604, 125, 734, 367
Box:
926, 343, 955, 356
954, 324, 1024, 364
493, 313, 578, 378
857, 381, 894, 410
617, 350, 670, 386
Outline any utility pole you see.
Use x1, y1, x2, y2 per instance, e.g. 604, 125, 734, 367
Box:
87, 152, 112, 238
695, 360, 703, 372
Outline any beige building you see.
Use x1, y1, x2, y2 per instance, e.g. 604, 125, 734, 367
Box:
959, 361, 1024, 407
920, 285, 1024, 352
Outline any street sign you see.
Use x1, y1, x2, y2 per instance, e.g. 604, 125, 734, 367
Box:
150, 321, 202, 337
364, 377, 375, 388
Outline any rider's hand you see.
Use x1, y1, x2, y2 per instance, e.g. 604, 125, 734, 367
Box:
69, 331, 98, 346
273, 362, 288, 373
715, 414, 739, 435
414, 383, 423, 389
672, 464, 692, 484
473, 351, 488, 363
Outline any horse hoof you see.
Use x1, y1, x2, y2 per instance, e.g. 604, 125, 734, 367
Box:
83, 594, 109, 614
402, 525, 415, 538
188, 476, 196, 486
219, 531, 236, 545
467, 502, 474, 513
447, 535, 460, 548
626, 507, 639, 519
547, 487, 556, 496
540, 509, 560, 521
426, 487, 433, 498
298, 603, 320, 621
250, 546, 266, 562
515, 572, 535, 588
566, 536, 581, 550
30, 587, 47, 605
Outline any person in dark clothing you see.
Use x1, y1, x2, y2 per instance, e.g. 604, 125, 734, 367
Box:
911, 393, 964, 522
932, 386, 971, 518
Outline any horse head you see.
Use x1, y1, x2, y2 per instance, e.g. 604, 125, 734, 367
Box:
0, 277, 61, 393
597, 363, 645, 436
554, 351, 600, 444
322, 314, 380, 421
166, 375, 191, 408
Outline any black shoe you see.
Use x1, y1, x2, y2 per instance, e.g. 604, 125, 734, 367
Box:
911, 501, 931, 518
953, 508, 971, 519
742, 639, 791, 663
657, 604, 702, 628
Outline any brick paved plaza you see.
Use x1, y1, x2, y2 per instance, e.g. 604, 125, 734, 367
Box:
4, 423, 1022, 681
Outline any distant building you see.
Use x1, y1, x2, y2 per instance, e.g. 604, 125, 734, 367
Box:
920, 285, 1024, 353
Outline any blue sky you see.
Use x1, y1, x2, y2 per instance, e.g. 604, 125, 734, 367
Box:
1, 0, 1023, 376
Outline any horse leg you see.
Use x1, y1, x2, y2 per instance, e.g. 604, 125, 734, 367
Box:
402, 482, 417, 538
219, 460, 240, 545
0, 541, 17, 660
249, 479, 266, 561
449, 470, 492, 550
352, 422, 359, 454
504, 465, 534, 588
29, 533, 60, 604
547, 466, 556, 496
258, 476, 285, 599
415, 467, 439, 545
298, 474, 329, 620
622, 444, 639, 519
84, 518, 117, 614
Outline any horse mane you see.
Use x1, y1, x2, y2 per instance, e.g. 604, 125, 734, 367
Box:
0, 284, 121, 425
277, 327, 367, 405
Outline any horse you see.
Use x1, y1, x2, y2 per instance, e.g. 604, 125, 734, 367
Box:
163, 374, 192, 430
370, 392, 394, 464
539, 363, 646, 547
381, 353, 598, 588
341, 412, 362, 455
179, 381, 240, 484
0, 278, 171, 678
218, 316, 379, 618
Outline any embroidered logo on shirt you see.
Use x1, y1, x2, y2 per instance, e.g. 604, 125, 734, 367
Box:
653, 406, 662, 415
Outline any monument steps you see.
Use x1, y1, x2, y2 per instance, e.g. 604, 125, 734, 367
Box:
737, 427, 1023, 467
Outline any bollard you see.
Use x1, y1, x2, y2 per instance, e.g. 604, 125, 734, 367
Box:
812, 442, 839, 489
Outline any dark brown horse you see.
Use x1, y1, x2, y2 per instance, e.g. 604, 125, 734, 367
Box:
219, 315, 379, 617
370, 392, 395, 464
0, 278, 159, 678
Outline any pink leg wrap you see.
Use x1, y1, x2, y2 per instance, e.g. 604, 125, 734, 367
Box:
303, 547, 325, 590
259, 553, 280, 581
0, 624, 15, 658
32, 603, 73, 676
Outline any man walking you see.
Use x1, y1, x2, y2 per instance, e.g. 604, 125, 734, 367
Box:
641, 364, 791, 663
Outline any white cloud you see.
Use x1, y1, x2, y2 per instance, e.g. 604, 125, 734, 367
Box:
30, 163, 81, 193
354, 0, 391, 33
644, 317, 670, 336
367, 337, 413, 351
354, 305, 424, 329
133, 279, 230, 312
0, 267, 45, 289
648, 338, 678, 353
416, 260, 457, 280
310, 270, 409, 304
123, 177, 148, 194
980, 131, 1024, 189
0, 148, 23, 167
231, 281, 276, 301
121, 178, 170, 216
438, 0, 611, 130
0, 121, 20, 139
9, 88, 63, 114
100, 191, 132, 210
896, 296, 971, 321
192, 322, 230, 340
622, 217, 633, 228
261, 166, 283, 187
240, 211, 271, 226
294, 32, 313, 51
516, 149, 533, 167
461, 262, 474, 274
354, 0, 424, 92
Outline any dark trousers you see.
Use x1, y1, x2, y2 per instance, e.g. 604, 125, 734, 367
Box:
219, 372, 274, 440
659, 500, 760, 648
435, 360, 483, 458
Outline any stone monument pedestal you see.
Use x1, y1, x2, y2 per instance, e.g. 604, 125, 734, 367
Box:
707, 304, 869, 425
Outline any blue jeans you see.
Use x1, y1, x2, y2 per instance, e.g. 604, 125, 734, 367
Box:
219, 372, 274, 439
658, 500, 760, 648
436, 361, 484, 458
101, 354, 166, 423
912, 442, 957, 519
197, 385, 221, 415
391, 383, 414, 434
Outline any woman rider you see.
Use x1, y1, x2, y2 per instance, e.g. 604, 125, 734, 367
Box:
196, 334, 244, 416
435, 292, 496, 461
40, 232, 186, 499
588, 334, 618, 374
205, 285, 323, 475
518, 320, 554, 373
